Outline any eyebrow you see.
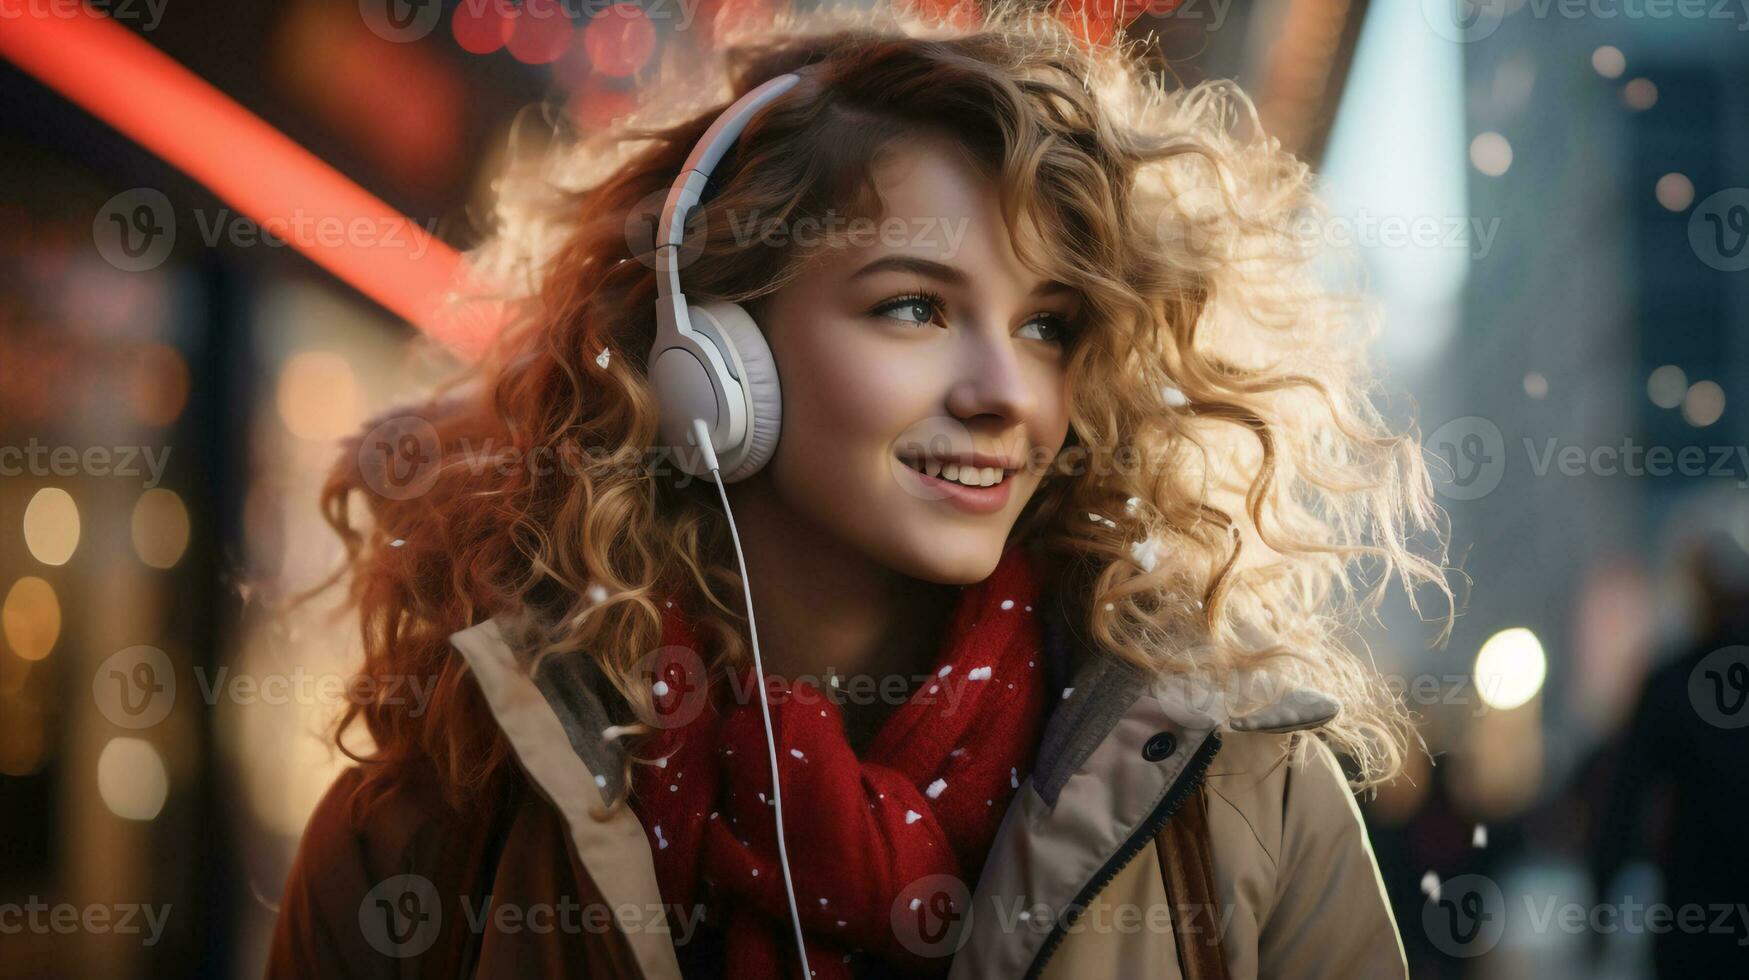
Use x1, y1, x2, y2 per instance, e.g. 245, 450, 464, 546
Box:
848, 254, 1079, 300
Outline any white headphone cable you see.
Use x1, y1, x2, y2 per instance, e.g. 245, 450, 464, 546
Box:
689, 417, 813, 980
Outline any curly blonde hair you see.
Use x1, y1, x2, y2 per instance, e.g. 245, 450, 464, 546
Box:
319, 0, 1450, 813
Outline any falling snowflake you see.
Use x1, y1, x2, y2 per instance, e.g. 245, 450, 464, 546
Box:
967, 666, 992, 681
904, 810, 922, 825
1420, 871, 1440, 900
596, 348, 612, 368
938, 665, 953, 678
586, 583, 609, 604
594, 773, 607, 788
790, 748, 806, 760
1130, 537, 1160, 573
1472, 824, 1488, 848
926, 779, 947, 799
1061, 687, 1075, 700
1010, 767, 1019, 789
1000, 599, 1015, 610
652, 679, 670, 697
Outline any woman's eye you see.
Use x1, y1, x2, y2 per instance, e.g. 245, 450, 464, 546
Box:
871, 294, 942, 328
1017, 315, 1072, 345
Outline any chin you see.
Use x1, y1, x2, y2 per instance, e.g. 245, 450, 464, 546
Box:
878, 528, 1008, 585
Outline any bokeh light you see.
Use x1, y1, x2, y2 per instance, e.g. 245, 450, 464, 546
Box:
507, 0, 574, 65
2, 576, 61, 662
131, 488, 191, 569
96, 736, 170, 821
1647, 364, 1687, 408
23, 487, 80, 566
1621, 77, 1658, 111
1655, 172, 1694, 212
1681, 380, 1725, 427
1469, 132, 1512, 177
1591, 45, 1625, 79
1474, 627, 1547, 711
452, 0, 514, 55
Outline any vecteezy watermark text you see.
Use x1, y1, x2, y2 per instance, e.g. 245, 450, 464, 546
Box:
0, 898, 171, 946
0, 440, 171, 488
1426, 417, 1749, 501
0, 0, 168, 31
94, 188, 444, 272
357, 874, 706, 958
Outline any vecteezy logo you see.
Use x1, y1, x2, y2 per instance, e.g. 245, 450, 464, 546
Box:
1421, 0, 1508, 43
1421, 874, 1504, 957
358, 874, 442, 958
891, 874, 973, 958
1426, 416, 1505, 501
358, 415, 442, 501
624, 187, 710, 273
92, 645, 176, 730
359, 0, 443, 42
94, 188, 176, 272
890, 418, 976, 503
1690, 646, 1749, 729
1689, 189, 1749, 273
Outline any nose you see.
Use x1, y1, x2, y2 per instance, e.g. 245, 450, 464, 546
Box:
944, 326, 1037, 424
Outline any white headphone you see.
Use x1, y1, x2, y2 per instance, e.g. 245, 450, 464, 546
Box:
649, 72, 800, 483
646, 71, 814, 979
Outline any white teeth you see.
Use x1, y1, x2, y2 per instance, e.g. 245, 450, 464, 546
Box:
898, 456, 1009, 487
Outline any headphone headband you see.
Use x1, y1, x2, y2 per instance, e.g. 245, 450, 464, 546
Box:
654, 72, 802, 308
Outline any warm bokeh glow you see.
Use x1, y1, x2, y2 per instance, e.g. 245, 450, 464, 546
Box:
131, 488, 191, 569
23, 487, 80, 566
96, 736, 170, 821
2, 576, 61, 662
1473, 627, 1548, 711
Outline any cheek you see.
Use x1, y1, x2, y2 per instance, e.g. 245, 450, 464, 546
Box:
780, 328, 931, 447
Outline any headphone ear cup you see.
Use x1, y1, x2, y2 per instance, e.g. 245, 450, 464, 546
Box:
692, 301, 781, 482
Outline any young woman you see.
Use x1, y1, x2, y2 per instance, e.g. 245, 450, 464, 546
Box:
269, 5, 1448, 978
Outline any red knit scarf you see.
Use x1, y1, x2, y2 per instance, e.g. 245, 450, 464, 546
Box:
628, 543, 1048, 979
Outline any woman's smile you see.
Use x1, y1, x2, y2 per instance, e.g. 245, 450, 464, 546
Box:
892, 449, 1020, 515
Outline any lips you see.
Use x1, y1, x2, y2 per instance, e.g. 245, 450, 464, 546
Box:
893, 452, 1021, 488
895, 457, 1016, 515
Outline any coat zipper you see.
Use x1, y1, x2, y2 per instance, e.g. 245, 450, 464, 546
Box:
1019, 729, 1223, 980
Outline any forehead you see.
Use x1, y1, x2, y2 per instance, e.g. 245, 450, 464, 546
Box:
813, 133, 1061, 282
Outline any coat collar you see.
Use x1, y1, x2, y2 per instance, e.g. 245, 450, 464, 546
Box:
943, 584, 1339, 980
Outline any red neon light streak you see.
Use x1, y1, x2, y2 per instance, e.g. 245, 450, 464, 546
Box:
0, 5, 492, 357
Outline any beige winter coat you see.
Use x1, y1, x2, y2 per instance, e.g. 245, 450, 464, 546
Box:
270, 594, 1407, 979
